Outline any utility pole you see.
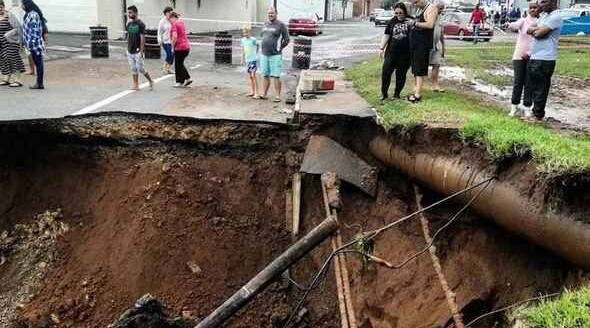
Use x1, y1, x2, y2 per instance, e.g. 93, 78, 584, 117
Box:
122, 0, 127, 32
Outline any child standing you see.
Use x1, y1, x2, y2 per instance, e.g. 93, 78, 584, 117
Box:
240, 27, 259, 98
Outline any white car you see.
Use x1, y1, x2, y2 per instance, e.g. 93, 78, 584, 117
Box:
558, 8, 589, 19
374, 11, 394, 26
562, 4, 590, 17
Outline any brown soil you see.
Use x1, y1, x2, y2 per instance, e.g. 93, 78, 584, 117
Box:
0, 114, 588, 328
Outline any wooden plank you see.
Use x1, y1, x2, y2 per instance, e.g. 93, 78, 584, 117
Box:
286, 189, 293, 233
292, 173, 302, 236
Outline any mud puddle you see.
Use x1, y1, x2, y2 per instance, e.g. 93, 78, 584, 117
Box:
441, 66, 590, 131
0, 114, 587, 328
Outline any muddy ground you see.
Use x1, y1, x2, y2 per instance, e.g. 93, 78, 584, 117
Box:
440, 65, 590, 132
0, 114, 588, 328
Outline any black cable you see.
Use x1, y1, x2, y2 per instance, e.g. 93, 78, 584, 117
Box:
282, 177, 495, 328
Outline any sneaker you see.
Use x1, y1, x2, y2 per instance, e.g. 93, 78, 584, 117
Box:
509, 104, 520, 117
183, 79, 193, 87
173, 83, 183, 88
29, 84, 44, 90
522, 105, 533, 118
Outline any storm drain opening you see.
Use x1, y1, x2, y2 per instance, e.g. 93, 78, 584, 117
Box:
0, 114, 587, 328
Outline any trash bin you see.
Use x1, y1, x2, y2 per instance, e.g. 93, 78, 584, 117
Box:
292, 36, 312, 70
145, 29, 160, 59
214, 32, 233, 64
90, 26, 109, 58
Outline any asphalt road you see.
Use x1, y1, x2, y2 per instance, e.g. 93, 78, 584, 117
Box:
0, 21, 515, 122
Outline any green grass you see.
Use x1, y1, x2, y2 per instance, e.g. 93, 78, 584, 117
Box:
346, 58, 590, 173
517, 286, 590, 328
445, 42, 590, 81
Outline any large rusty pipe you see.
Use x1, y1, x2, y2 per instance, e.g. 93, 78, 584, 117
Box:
369, 133, 590, 269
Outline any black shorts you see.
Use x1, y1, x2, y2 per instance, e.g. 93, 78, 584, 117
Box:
411, 49, 431, 77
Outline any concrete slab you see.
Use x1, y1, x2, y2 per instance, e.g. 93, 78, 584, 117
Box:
298, 70, 375, 118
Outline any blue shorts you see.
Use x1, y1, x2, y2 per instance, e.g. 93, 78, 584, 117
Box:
247, 61, 258, 73
260, 54, 283, 78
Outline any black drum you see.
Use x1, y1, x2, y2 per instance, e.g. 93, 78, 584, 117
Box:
292, 36, 312, 70
215, 32, 232, 64
90, 26, 109, 58
145, 29, 161, 59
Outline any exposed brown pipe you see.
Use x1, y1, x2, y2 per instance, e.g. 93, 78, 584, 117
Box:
369, 133, 590, 269
193, 217, 339, 328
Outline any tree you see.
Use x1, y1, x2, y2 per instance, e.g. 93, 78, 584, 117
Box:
342, 0, 349, 20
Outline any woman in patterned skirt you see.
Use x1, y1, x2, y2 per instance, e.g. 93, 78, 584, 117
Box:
0, 0, 25, 87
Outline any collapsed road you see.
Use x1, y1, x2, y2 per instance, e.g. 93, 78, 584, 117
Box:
0, 111, 588, 328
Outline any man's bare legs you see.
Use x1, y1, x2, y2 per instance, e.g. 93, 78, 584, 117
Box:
261, 76, 271, 98
132, 74, 140, 90
272, 77, 282, 101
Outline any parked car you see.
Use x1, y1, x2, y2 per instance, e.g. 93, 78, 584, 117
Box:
370, 8, 385, 22
559, 6, 589, 18
374, 11, 394, 27
288, 13, 323, 36
442, 12, 494, 41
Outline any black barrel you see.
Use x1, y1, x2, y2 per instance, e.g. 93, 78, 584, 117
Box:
90, 26, 109, 58
292, 36, 312, 69
145, 29, 161, 59
214, 32, 233, 64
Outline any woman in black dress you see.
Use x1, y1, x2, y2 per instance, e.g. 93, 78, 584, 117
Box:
379, 2, 411, 100
407, 0, 438, 102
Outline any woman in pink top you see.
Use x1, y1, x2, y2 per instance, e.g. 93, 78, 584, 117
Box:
506, 1, 539, 116
170, 12, 192, 87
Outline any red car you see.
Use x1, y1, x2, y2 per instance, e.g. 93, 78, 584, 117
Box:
442, 12, 494, 42
289, 13, 323, 36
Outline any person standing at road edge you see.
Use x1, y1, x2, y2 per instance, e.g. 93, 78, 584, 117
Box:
406, 0, 437, 103
505, 0, 539, 117
525, 0, 562, 120
241, 26, 259, 98
126, 5, 154, 91
379, 2, 411, 100
258, 6, 290, 103
469, 4, 485, 44
0, 0, 25, 87
170, 11, 192, 88
22, 0, 45, 89
430, 0, 446, 93
158, 6, 174, 75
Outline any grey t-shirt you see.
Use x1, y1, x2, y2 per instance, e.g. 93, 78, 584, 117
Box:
261, 19, 290, 56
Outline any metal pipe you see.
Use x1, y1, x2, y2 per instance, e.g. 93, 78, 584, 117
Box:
194, 217, 340, 328
369, 132, 590, 269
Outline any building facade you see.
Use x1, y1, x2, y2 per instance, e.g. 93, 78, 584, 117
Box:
7, 0, 357, 37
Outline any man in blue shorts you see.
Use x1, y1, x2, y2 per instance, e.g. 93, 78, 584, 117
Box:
258, 6, 290, 103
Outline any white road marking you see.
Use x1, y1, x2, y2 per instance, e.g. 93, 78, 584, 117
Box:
72, 64, 201, 116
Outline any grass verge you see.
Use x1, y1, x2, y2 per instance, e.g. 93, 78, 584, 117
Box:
445, 42, 590, 81
346, 57, 590, 174
517, 286, 590, 328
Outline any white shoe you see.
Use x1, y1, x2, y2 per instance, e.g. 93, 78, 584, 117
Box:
173, 83, 183, 88
509, 104, 520, 117
521, 105, 533, 118
183, 79, 193, 87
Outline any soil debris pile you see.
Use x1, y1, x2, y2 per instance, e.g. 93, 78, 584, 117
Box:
0, 210, 69, 327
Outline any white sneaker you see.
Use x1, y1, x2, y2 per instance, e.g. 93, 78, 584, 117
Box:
509, 104, 520, 117
521, 105, 533, 118
183, 79, 193, 87
173, 83, 183, 88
